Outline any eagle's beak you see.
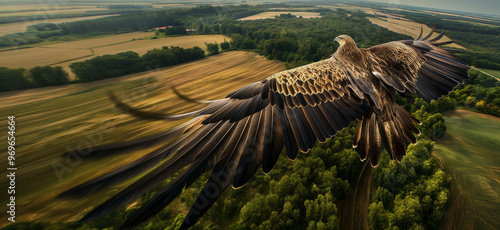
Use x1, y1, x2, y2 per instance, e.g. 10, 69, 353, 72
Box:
334, 37, 340, 42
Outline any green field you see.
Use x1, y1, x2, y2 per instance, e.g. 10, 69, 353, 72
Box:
433, 110, 500, 229
477, 68, 500, 80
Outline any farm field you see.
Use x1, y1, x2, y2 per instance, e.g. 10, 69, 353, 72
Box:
152, 3, 197, 8
433, 110, 500, 230
418, 9, 500, 23
319, 4, 380, 15
0, 51, 285, 227
238, 11, 322, 20
0, 7, 107, 17
319, 4, 467, 49
0, 31, 151, 68
0, 14, 118, 36
442, 18, 499, 27
0, 34, 229, 78
88, 34, 227, 56
366, 17, 466, 49
0, 4, 101, 12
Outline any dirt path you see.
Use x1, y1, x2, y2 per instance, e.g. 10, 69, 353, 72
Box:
338, 161, 373, 230
471, 67, 500, 81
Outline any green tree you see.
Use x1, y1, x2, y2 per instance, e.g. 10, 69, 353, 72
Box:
368, 202, 389, 230
29, 66, 69, 86
241, 38, 256, 49
205, 42, 219, 55
304, 193, 338, 230
415, 110, 447, 140
230, 34, 244, 48
0, 67, 30, 91
221, 39, 230, 50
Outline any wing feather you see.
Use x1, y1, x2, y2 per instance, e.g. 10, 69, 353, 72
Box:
368, 30, 469, 102
62, 34, 460, 229
262, 107, 284, 173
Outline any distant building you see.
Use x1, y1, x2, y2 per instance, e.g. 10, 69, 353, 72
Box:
155, 26, 174, 30
186, 29, 196, 33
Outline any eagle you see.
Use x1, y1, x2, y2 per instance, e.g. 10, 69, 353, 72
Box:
60, 26, 469, 229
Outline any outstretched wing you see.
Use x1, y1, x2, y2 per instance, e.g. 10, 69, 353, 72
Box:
60, 57, 379, 229
368, 26, 470, 102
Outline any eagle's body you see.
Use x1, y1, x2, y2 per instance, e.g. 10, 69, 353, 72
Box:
61, 27, 469, 229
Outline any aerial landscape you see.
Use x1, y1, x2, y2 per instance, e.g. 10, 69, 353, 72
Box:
0, 0, 499, 229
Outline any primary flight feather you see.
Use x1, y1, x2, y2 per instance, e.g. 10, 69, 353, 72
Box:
60, 26, 469, 229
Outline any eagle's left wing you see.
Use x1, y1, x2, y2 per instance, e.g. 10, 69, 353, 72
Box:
367, 26, 470, 102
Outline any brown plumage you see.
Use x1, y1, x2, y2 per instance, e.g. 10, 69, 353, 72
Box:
60, 27, 469, 229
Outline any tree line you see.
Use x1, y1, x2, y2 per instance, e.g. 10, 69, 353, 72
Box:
71, 46, 205, 82
0, 45, 207, 91
0, 66, 68, 91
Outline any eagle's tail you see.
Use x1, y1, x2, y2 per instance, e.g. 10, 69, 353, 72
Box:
353, 102, 420, 167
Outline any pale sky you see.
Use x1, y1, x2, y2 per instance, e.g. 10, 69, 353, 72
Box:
366, 0, 500, 16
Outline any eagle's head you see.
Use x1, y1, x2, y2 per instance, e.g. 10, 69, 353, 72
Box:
334, 35, 355, 46
334, 35, 359, 57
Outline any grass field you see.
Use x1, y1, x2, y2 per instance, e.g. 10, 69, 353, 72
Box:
0, 51, 285, 227
0, 34, 229, 78
433, 110, 500, 230
476, 68, 500, 79
0, 14, 118, 36
238, 11, 322, 20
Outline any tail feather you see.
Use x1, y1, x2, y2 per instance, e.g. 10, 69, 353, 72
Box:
354, 102, 420, 166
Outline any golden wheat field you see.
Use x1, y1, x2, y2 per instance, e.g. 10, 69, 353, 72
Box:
238, 11, 322, 20
0, 51, 285, 227
152, 3, 197, 8
90, 35, 229, 56
0, 14, 119, 36
0, 8, 107, 17
366, 17, 466, 49
0, 34, 229, 78
418, 9, 498, 23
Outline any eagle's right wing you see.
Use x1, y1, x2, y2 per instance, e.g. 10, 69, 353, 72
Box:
59, 56, 379, 229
